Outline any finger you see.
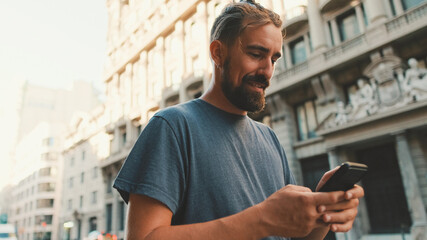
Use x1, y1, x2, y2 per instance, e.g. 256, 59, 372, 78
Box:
344, 185, 364, 200
282, 184, 312, 193
322, 208, 358, 224
313, 191, 346, 206
323, 199, 359, 212
330, 221, 354, 232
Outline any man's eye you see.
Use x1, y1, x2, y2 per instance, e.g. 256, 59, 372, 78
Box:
249, 53, 261, 58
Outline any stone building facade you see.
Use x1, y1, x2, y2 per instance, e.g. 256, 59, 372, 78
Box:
101, 0, 427, 240
59, 105, 110, 240
8, 82, 101, 240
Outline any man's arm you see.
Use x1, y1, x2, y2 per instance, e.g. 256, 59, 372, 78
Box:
127, 193, 265, 240
126, 184, 362, 240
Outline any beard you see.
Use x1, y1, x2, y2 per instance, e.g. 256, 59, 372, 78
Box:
221, 58, 269, 113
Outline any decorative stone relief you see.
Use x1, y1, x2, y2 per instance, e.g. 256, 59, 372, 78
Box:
398, 58, 427, 103
349, 78, 379, 119
324, 47, 427, 129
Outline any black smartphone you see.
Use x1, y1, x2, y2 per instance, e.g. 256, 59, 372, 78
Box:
317, 162, 368, 192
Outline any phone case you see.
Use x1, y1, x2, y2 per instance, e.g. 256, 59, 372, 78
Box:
318, 162, 368, 192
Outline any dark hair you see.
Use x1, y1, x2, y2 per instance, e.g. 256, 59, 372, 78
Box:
210, 0, 283, 47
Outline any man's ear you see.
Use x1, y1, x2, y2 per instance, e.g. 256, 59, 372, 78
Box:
210, 40, 226, 67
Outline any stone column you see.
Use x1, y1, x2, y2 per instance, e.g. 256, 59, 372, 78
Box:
327, 148, 340, 169
111, 189, 120, 235
330, 18, 341, 45
364, 0, 388, 26
112, 127, 120, 154
125, 120, 134, 148
267, 93, 302, 184
124, 63, 133, 115
156, 37, 166, 90
392, 0, 405, 15
354, 4, 366, 33
327, 148, 362, 240
303, 33, 311, 57
196, 1, 210, 91
139, 51, 148, 122
284, 43, 292, 67
394, 131, 427, 240
307, 0, 328, 53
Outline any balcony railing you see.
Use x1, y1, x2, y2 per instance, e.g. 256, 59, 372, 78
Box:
324, 34, 365, 60
320, 0, 350, 13
386, 2, 427, 32
282, 5, 308, 36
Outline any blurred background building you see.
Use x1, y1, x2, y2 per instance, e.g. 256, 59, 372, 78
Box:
3, 0, 427, 240
6, 82, 100, 240
60, 106, 109, 240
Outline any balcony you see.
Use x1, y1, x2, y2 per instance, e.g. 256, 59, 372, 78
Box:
162, 84, 180, 107
282, 5, 308, 36
268, 2, 427, 95
320, 0, 351, 13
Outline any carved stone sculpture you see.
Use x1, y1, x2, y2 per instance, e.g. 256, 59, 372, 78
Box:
398, 58, 427, 103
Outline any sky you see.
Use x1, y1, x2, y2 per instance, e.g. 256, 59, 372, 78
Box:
0, 0, 108, 190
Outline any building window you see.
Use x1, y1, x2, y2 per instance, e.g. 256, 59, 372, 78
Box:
290, 37, 307, 65
39, 167, 51, 177
89, 217, 97, 232
402, 0, 425, 10
69, 177, 74, 188
295, 100, 318, 141
82, 150, 86, 161
92, 167, 98, 179
106, 173, 113, 194
106, 204, 112, 233
91, 191, 97, 204
42, 137, 54, 146
81, 172, 85, 184
70, 157, 75, 166
68, 199, 72, 210
38, 183, 55, 192
119, 127, 127, 147
337, 9, 360, 42
79, 196, 84, 209
36, 199, 54, 208
119, 201, 125, 231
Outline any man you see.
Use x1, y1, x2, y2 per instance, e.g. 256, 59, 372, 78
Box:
113, 1, 364, 239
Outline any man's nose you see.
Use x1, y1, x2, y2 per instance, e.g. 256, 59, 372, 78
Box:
257, 58, 274, 80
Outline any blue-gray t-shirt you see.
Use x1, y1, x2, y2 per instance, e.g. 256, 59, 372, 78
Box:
113, 99, 295, 240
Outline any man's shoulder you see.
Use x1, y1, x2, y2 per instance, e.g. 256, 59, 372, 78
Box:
154, 99, 201, 121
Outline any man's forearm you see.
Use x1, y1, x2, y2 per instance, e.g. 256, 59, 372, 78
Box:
142, 204, 266, 240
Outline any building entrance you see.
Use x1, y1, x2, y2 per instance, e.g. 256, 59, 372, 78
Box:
356, 143, 412, 234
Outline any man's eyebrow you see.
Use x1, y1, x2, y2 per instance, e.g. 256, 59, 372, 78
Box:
246, 44, 282, 58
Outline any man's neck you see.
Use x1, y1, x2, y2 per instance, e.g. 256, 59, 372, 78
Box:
200, 79, 247, 116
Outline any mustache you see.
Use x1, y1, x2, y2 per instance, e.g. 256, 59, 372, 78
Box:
242, 74, 269, 88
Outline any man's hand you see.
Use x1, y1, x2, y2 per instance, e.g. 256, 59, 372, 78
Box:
319, 185, 364, 232
256, 184, 344, 238
255, 167, 365, 239
316, 167, 365, 233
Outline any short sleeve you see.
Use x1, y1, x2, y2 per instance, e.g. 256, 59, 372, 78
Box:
113, 116, 186, 214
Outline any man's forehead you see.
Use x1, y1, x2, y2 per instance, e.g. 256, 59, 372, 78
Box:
239, 23, 283, 52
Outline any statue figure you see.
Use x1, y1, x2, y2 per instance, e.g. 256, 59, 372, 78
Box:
398, 58, 427, 102
353, 78, 378, 116
334, 101, 350, 126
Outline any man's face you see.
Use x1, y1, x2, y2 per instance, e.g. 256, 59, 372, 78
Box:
220, 23, 282, 113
